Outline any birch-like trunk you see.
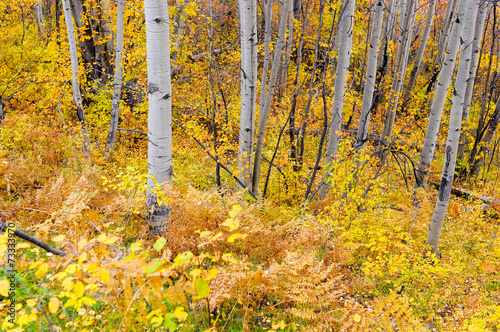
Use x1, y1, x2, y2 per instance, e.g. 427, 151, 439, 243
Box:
457, 0, 488, 163
414, 0, 468, 188
171, 1, 186, 62
35, 1, 45, 39
237, 0, 258, 189
145, 0, 173, 236
355, 0, 384, 151
319, 0, 355, 199
252, 0, 289, 192
404, 0, 436, 104
425, 0, 478, 255
61, 0, 91, 151
105, 0, 125, 156
379, 0, 416, 143
436, 0, 459, 68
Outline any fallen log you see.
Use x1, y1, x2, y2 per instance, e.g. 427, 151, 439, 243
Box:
0, 220, 67, 256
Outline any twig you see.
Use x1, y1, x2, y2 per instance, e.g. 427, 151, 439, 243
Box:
0, 220, 67, 256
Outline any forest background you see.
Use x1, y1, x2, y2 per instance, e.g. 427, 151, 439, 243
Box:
0, 0, 500, 331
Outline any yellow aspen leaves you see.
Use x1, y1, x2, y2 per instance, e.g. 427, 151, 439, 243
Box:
48, 297, 60, 313
52, 234, 65, 242
99, 269, 110, 284
35, 263, 49, 278
74, 281, 85, 298
0, 280, 9, 297
227, 233, 248, 243
173, 307, 187, 321
194, 278, 210, 299
153, 237, 167, 251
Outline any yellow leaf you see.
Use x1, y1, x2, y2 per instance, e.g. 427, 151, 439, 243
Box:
228, 204, 242, 218
221, 218, 239, 231
0, 280, 10, 297
130, 241, 143, 252
100, 269, 110, 284
190, 269, 202, 278
27, 299, 37, 308
74, 281, 85, 298
16, 243, 31, 249
78, 252, 88, 265
52, 235, 65, 243
227, 233, 248, 243
206, 268, 218, 280
104, 236, 120, 245
48, 297, 60, 314
77, 238, 89, 250
173, 307, 187, 321
354, 314, 361, 322
29, 261, 43, 270
62, 278, 74, 291
272, 320, 286, 330
35, 263, 49, 278
195, 278, 210, 299
96, 233, 107, 243
153, 237, 167, 251
65, 264, 77, 274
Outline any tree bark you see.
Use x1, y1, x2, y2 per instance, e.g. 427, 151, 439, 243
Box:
61, 0, 91, 152
414, 0, 469, 188
319, 0, 356, 199
403, 0, 436, 107
145, 0, 173, 236
237, 0, 258, 189
425, 0, 479, 255
252, 0, 289, 193
35, 1, 45, 39
379, 0, 416, 143
355, 0, 384, 151
105, 0, 125, 156
457, 0, 488, 165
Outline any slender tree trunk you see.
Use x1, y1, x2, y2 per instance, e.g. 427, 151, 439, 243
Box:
319, 0, 356, 199
105, 0, 125, 156
403, 0, 436, 107
425, 0, 478, 255
145, 0, 173, 236
252, 0, 289, 193
379, 0, 416, 143
35, 1, 45, 39
61, 0, 91, 151
469, 94, 500, 177
457, 0, 488, 165
355, 0, 384, 151
171, 1, 186, 62
436, 0, 459, 68
237, 0, 258, 189
414, 0, 468, 188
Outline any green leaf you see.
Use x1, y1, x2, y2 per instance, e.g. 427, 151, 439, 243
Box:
196, 278, 210, 298
173, 251, 194, 265
144, 260, 162, 274
153, 237, 167, 251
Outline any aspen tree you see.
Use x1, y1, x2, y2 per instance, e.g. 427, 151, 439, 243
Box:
425, 0, 479, 255
379, 0, 416, 143
415, 0, 468, 188
457, 0, 488, 164
237, 0, 258, 189
403, 0, 436, 105
320, 0, 356, 199
355, 0, 385, 151
61, 0, 91, 151
105, 0, 125, 156
35, 2, 45, 39
252, 0, 289, 193
145, 0, 173, 235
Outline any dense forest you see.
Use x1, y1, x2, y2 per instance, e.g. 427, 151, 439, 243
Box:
0, 0, 500, 330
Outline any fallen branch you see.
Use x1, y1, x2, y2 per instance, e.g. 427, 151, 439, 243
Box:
0, 220, 67, 256
428, 181, 500, 216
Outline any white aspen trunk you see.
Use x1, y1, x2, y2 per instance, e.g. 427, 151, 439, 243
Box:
61, 0, 91, 151
35, 1, 45, 39
258, 0, 274, 116
319, 0, 356, 199
171, 1, 186, 61
380, 0, 416, 142
436, 0, 459, 67
278, 0, 294, 87
405, 0, 436, 99
145, 0, 173, 236
252, 0, 289, 192
457, 0, 488, 162
355, 0, 385, 151
105, 0, 125, 156
425, 0, 478, 255
415, 0, 468, 188
237, 0, 258, 189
